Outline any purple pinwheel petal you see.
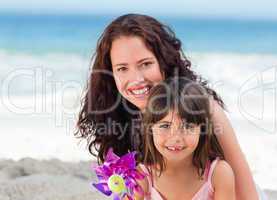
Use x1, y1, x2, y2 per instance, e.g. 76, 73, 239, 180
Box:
118, 152, 136, 169
94, 168, 108, 180
92, 164, 107, 180
101, 164, 113, 177
113, 194, 121, 200
95, 175, 107, 183
92, 183, 112, 196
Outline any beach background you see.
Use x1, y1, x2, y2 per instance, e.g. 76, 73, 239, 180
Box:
0, 1, 277, 199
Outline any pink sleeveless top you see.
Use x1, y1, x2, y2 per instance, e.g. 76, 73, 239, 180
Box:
139, 158, 219, 200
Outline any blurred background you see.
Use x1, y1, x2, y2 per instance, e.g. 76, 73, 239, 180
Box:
0, 0, 277, 193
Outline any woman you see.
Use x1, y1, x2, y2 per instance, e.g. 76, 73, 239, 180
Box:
76, 14, 258, 200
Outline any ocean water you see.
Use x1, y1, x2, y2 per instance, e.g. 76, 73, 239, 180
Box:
1, 14, 277, 55
0, 13, 277, 190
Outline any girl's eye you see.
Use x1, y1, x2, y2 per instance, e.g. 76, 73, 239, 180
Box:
158, 123, 170, 129
183, 123, 196, 130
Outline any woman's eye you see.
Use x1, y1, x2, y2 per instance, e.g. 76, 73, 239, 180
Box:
141, 62, 153, 68
116, 66, 128, 72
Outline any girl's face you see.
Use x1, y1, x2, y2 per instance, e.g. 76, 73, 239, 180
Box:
151, 110, 201, 164
110, 36, 164, 110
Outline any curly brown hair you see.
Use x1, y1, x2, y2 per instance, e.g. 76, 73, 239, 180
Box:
75, 13, 225, 163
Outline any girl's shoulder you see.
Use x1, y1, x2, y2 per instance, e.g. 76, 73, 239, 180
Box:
211, 160, 235, 190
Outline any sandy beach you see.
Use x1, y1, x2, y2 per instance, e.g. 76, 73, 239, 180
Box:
0, 158, 110, 200
0, 158, 276, 200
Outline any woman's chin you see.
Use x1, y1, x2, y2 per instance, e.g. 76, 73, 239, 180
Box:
127, 99, 147, 111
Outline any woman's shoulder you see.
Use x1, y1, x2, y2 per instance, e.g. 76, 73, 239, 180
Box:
209, 96, 223, 114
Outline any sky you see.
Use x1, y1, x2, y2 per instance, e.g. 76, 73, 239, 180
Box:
0, 0, 277, 20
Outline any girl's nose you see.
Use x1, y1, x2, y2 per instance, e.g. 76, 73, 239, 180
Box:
168, 130, 182, 143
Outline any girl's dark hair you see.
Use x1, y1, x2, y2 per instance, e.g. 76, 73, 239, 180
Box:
75, 13, 225, 163
143, 78, 225, 177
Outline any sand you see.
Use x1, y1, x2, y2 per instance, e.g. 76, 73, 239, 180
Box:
0, 158, 275, 200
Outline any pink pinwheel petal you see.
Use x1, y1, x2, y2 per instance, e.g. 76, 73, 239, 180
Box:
132, 170, 146, 179
127, 177, 138, 186
106, 148, 120, 162
134, 184, 144, 195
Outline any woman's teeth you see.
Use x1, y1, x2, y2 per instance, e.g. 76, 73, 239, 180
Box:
130, 86, 149, 95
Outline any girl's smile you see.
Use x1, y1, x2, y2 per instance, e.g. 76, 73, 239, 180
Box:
165, 145, 186, 152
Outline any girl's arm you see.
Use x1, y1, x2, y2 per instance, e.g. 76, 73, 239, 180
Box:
210, 99, 258, 200
213, 160, 236, 200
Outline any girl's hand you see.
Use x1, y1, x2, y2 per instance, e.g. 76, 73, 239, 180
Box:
133, 165, 150, 200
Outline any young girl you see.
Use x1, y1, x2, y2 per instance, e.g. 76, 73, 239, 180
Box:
76, 14, 258, 199
136, 78, 235, 200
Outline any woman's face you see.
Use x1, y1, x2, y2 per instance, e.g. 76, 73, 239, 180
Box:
110, 36, 164, 110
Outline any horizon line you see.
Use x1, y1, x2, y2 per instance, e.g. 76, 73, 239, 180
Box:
1, 10, 277, 23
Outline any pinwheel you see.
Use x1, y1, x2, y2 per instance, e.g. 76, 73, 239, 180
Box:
91, 148, 146, 200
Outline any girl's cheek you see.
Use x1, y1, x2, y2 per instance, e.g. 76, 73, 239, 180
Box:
153, 135, 165, 146
184, 135, 199, 148
153, 138, 162, 152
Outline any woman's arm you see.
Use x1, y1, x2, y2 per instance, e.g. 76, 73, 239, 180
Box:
210, 99, 258, 200
213, 160, 236, 200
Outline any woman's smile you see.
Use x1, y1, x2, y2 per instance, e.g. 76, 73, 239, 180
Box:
127, 84, 151, 98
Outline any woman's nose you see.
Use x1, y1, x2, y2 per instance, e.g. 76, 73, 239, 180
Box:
129, 67, 145, 82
